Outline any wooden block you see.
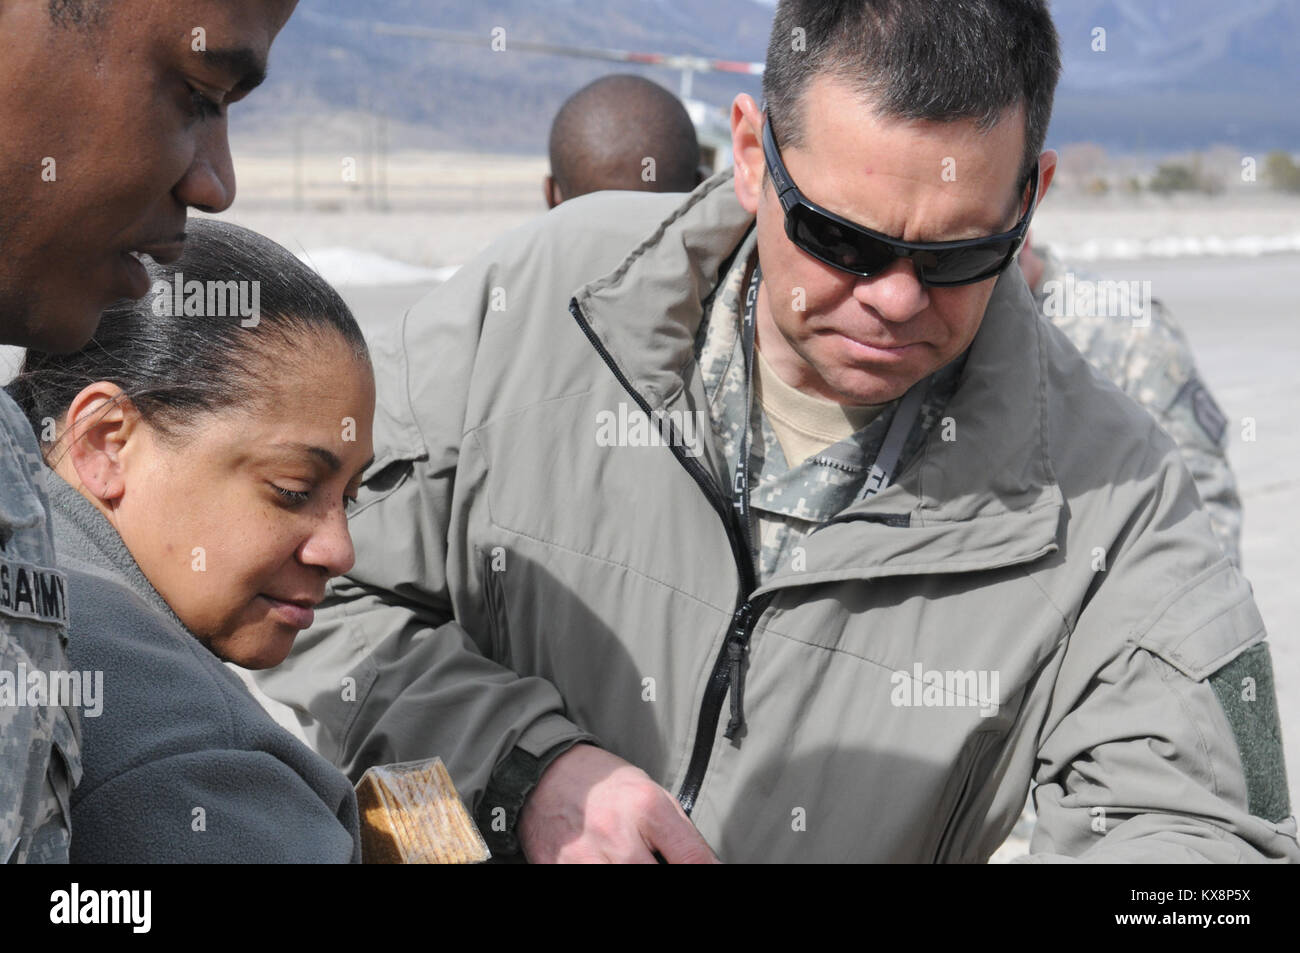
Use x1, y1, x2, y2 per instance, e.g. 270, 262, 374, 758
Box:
356, 757, 491, 864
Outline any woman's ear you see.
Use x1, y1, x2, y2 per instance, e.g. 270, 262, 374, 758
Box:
59, 382, 141, 505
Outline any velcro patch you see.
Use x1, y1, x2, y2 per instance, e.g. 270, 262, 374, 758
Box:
1209, 643, 1290, 823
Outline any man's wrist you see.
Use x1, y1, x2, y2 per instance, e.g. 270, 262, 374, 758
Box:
475, 740, 591, 857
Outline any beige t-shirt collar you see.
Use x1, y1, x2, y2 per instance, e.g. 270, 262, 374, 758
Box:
753, 344, 888, 468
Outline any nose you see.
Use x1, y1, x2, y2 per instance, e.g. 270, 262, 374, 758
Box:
852, 257, 930, 323
298, 503, 356, 579
174, 120, 237, 214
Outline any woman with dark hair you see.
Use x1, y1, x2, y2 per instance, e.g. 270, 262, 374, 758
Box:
7, 220, 375, 863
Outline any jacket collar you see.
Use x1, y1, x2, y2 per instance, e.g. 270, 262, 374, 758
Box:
573, 170, 754, 414
572, 169, 1063, 581
47, 475, 188, 627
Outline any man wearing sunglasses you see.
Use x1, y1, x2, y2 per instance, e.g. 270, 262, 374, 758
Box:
264, 0, 1296, 863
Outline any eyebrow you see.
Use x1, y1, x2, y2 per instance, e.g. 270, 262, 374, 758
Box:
198, 47, 268, 93
279, 443, 375, 481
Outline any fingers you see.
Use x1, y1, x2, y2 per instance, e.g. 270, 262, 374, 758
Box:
641, 794, 720, 864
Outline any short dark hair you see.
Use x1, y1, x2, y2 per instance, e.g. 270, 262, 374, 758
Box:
7, 219, 370, 453
549, 74, 700, 199
762, 0, 1060, 185
48, 0, 108, 30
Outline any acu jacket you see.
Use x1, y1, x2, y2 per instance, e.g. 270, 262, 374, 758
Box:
260, 171, 1296, 863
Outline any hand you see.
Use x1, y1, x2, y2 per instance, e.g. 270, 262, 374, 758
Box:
518, 743, 721, 863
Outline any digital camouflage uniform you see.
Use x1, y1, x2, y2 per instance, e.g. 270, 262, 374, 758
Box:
1034, 246, 1242, 568
0, 391, 80, 863
696, 229, 963, 581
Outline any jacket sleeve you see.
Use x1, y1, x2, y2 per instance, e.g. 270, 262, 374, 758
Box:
1022, 427, 1298, 863
254, 241, 598, 847
70, 749, 359, 863
1137, 299, 1243, 570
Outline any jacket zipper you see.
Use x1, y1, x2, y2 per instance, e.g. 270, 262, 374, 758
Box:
569, 299, 767, 816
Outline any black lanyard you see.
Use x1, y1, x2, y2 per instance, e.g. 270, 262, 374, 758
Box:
733, 262, 928, 533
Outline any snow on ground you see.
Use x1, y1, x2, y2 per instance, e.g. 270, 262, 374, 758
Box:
296, 247, 454, 287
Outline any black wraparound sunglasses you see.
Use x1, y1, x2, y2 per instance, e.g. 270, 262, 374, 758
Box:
762, 109, 1039, 287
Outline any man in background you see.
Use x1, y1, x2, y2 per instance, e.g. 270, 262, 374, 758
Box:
1021, 237, 1243, 567
544, 73, 702, 209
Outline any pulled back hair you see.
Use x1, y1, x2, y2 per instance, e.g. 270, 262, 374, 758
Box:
7, 219, 370, 454
763, 0, 1060, 185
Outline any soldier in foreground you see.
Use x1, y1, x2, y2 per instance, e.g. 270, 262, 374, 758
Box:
0, 0, 298, 862
263, 0, 1296, 862
543, 83, 1246, 573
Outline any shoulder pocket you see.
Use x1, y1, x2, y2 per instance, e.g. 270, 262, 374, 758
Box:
1133, 561, 1265, 680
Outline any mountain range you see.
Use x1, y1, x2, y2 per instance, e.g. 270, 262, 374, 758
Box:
232, 0, 1300, 156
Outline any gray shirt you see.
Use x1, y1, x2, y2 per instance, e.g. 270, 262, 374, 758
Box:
49, 476, 360, 863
